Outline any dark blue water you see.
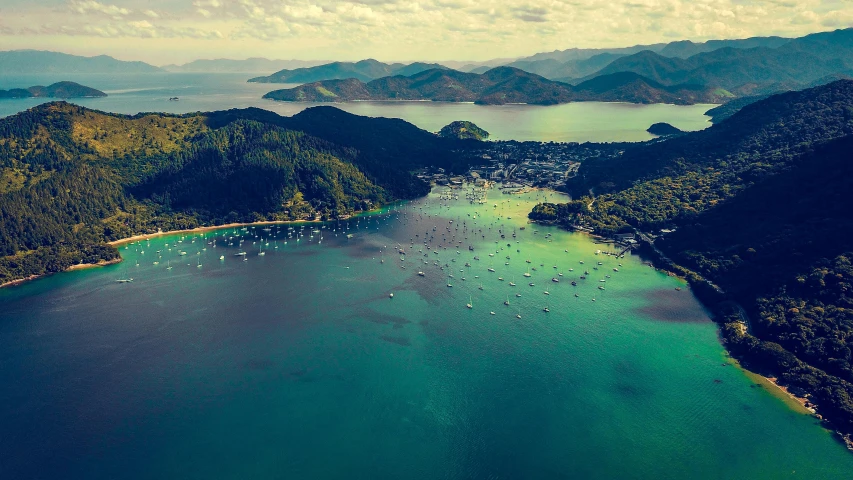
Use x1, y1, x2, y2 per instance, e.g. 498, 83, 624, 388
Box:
1, 189, 851, 479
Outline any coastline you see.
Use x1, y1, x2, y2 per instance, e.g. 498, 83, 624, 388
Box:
3, 207, 395, 289
0, 258, 123, 290
531, 216, 853, 451
107, 220, 315, 247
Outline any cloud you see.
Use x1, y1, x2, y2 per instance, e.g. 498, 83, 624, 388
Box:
0, 0, 851, 62
69, 0, 130, 17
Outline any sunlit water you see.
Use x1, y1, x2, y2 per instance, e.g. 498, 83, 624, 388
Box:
1, 187, 851, 479
0, 73, 713, 142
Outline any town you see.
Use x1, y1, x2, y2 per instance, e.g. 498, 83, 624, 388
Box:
417, 140, 626, 191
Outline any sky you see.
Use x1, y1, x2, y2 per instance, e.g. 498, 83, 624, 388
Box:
0, 0, 851, 65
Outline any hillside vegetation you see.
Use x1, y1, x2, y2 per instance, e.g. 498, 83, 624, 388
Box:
0, 103, 470, 285
263, 67, 726, 106
529, 80, 853, 438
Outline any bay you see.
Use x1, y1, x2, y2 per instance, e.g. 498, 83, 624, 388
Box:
0, 73, 713, 142
1, 187, 851, 479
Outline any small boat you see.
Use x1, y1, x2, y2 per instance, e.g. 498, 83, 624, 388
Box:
466, 296, 473, 309
389, 293, 394, 298
528, 282, 535, 287
543, 306, 550, 313
418, 271, 425, 276
219, 255, 225, 260
551, 278, 559, 283
490, 311, 496, 315
488, 268, 496, 272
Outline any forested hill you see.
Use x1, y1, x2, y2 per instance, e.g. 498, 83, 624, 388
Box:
0, 103, 471, 285
528, 80, 853, 438
262, 67, 726, 106
0, 81, 106, 99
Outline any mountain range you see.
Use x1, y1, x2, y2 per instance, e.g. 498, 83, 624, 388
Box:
579, 30, 853, 92
262, 67, 727, 105
162, 58, 328, 73
0, 81, 106, 99
248, 59, 450, 83
0, 50, 163, 74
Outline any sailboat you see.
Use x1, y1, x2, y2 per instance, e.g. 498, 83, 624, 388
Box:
166, 260, 172, 270
466, 296, 473, 309
504, 295, 510, 306
258, 244, 265, 256
523, 267, 531, 278
116, 264, 133, 283
197, 258, 202, 268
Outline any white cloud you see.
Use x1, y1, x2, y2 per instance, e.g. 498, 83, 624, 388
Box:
0, 0, 850, 63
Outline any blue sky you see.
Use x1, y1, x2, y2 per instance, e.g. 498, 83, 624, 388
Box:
1, 0, 850, 65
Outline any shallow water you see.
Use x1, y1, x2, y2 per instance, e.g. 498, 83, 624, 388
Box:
1, 187, 851, 479
0, 73, 713, 142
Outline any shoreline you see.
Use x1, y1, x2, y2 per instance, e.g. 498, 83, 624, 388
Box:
0, 258, 123, 290
3, 207, 396, 289
107, 219, 316, 247
546, 221, 853, 452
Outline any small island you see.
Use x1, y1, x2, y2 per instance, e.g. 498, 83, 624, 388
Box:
0, 81, 107, 99
646, 122, 684, 136
438, 121, 490, 140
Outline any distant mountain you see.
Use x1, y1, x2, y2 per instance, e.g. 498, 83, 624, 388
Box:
0, 50, 162, 74
248, 59, 449, 83
520, 44, 667, 64
263, 67, 726, 106
582, 29, 853, 91
162, 58, 327, 73
657, 36, 790, 58
572, 72, 726, 104
0, 81, 106, 99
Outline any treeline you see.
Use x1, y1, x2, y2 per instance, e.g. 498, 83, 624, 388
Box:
529, 80, 853, 438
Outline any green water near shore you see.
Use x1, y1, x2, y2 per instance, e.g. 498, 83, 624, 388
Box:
1, 187, 851, 479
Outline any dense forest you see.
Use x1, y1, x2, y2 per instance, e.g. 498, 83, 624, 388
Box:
529, 80, 853, 440
0, 102, 472, 285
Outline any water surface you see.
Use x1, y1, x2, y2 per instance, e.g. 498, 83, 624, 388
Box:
0, 73, 713, 142
1, 187, 851, 479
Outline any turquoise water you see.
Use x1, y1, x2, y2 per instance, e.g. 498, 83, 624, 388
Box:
1, 187, 851, 479
0, 73, 713, 142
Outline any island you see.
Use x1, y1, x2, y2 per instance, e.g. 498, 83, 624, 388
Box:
646, 122, 683, 136
0, 81, 107, 99
438, 121, 490, 140
262, 67, 729, 106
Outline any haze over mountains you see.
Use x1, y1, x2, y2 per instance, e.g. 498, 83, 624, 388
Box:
248, 59, 450, 83
2, 27, 852, 110
162, 58, 328, 73
0, 51, 163, 75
